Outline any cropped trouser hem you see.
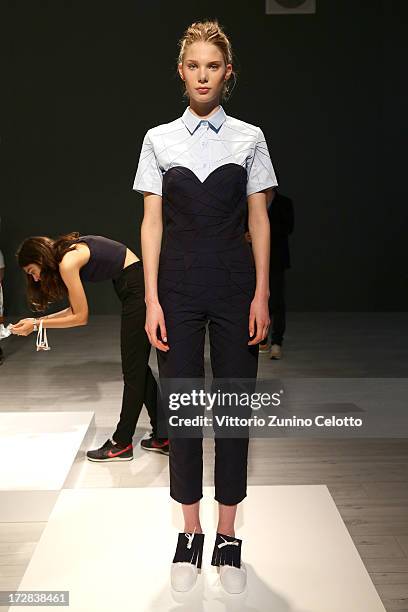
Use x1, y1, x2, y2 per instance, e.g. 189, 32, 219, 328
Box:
170, 492, 204, 505
169, 492, 247, 506
214, 492, 247, 506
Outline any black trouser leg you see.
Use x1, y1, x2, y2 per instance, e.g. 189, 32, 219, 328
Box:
111, 263, 159, 447
143, 366, 159, 437
157, 305, 207, 505
269, 268, 286, 346
208, 291, 258, 506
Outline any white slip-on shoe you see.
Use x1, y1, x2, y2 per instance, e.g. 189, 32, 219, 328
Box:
219, 562, 247, 594
171, 530, 205, 592
211, 532, 247, 594
171, 562, 199, 592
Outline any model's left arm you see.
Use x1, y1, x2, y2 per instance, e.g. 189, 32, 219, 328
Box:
246, 127, 279, 345
247, 192, 270, 345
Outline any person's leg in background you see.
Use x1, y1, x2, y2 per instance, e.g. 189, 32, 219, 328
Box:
87, 263, 164, 461
139, 366, 170, 452
113, 264, 164, 447
269, 267, 286, 359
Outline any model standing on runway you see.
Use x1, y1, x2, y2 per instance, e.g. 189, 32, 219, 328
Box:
133, 20, 278, 593
11, 233, 168, 460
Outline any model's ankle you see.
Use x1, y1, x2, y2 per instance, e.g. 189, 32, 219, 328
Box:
216, 526, 235, 537
183, 525, 203, 534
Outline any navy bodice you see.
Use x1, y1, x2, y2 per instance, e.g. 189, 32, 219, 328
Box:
160, 164, 255, 273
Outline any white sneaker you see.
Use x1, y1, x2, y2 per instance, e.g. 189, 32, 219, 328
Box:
211, 533, 246, 594
171, 562, 199, 592
219, 562, 247, 594
170, 530, 205, 592
270, 344, 282, 359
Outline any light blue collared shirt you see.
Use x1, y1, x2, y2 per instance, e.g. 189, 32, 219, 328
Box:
181, 104, 226, 134
133, 105, 278, 197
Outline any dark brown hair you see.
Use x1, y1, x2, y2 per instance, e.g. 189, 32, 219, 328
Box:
16, 232, 80, 311
177, 19, 237, 102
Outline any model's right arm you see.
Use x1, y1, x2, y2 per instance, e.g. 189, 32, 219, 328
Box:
141, 192, 169, 351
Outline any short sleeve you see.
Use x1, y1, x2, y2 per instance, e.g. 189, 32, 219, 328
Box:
0, 250, 4, 268
246, 127, 278, 197
132, 129, 163, 196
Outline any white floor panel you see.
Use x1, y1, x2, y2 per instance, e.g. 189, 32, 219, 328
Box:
12, 485, 385, 612
0, 412, 95, 522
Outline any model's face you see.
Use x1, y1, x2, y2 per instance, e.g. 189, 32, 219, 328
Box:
178, 42, 232, 105
23, 263, 41, 282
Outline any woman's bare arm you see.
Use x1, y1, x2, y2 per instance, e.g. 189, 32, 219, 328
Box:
39, 253, 88, 328
247, 190, 271, 345
141, 192, 168, 351
142, 192, 162, 305
11, 253, 88, 334
43, 307, 74, 320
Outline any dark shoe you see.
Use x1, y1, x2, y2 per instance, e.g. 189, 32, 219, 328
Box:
211, 532, 246, 594
171, 531, 205, 592
140, 433, 169, 456
258, 342, 271, 354
270, 344, 282, 360
86, 438, 133, 462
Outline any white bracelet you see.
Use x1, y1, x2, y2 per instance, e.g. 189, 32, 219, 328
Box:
36, 319, 50, 351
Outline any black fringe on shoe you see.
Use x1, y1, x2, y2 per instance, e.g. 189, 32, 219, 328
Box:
211, 532, 242, 568
172, 532, 205, 569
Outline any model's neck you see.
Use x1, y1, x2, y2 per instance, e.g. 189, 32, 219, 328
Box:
188, 101, 221, 119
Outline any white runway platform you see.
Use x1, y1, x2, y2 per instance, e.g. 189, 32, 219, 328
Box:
12, 485, 385, 612
0, 412, 95, 522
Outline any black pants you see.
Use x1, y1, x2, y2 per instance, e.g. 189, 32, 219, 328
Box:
158, 260, 258, 506
267, 267, 286, 346
111, 262, 159, 446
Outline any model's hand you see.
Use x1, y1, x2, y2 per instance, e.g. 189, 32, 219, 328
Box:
248, 295, 270, 346
145, 301, 169, 352
11, 319, 35, 336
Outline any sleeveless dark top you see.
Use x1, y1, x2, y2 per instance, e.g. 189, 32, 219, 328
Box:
72, 235, 127, 282
159, 164, 255, 275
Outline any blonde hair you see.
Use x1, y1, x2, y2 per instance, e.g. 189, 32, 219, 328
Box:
177, 19, 237, 102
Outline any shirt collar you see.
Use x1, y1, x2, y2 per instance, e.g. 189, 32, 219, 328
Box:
181, 105, 227, 134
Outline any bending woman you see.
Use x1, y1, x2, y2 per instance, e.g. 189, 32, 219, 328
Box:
133, 21, 277, 594
12, 233, 168, 460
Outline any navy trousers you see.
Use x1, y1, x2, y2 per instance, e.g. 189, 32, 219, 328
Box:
157, 260, 258, 506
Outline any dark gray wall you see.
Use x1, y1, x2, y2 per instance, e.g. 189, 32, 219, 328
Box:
1, 0, 407, 315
